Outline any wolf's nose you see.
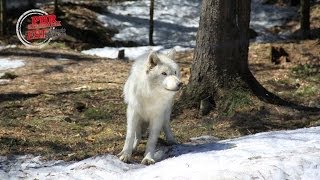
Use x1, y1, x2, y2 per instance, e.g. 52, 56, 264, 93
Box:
178, 82, 183, 88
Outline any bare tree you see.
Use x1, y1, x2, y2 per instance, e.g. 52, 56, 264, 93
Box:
0, 0, 6, 36
149, 0, 154, 45
54, 0, 59, 14
300, 0, 310, 39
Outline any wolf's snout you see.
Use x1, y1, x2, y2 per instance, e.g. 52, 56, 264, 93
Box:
163, 76, 182, 91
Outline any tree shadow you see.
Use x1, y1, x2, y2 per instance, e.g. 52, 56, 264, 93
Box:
229, 105, 320, 136
105, 12, 197, 33
101, 11, 198, 46
265, 79, 298, 91
291, 27, 320, 40
0, 136, 72, 157
249, 63, 285, 74
0, 136, 74, 173
156, 141, 235, 162
0, 89, 107, 103
0, 48, 99, 62
0, 155, 61, 173
0, 92, 40, 102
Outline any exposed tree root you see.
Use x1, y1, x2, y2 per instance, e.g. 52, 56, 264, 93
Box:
242, 69, 320, 112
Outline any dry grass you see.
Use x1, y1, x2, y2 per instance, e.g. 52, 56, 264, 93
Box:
1, 40, 319, 162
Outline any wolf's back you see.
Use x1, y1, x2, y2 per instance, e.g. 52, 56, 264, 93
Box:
123, 53, 149, 105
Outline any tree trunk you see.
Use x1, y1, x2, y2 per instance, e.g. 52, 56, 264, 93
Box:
54, 0, 59, 15
0, 0, 6, 36
180, 0, 319, 114
182, 0, 251, 111
300, 0, 310, 39
290, 0, 300, 6
149, 0, 154, 45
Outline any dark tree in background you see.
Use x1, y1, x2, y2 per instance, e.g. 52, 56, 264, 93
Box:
149, 0, 154, 45
300, 0, 310, 38
182, 0, 252, 114
54, 0, 59, 15
0, 0, 6, 36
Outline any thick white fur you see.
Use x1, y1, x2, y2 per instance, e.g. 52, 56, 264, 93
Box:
118, 49, 181, 164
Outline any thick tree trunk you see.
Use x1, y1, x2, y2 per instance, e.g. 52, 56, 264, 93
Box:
182, 0, 251, 111
149, 0, 154, 45
300, 0, 310, 39
181, 0, 319, 114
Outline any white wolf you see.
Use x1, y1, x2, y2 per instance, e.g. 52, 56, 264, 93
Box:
118, 49, 182, 164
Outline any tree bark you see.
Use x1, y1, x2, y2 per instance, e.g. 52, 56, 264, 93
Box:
181, 0, 319, 113
300, 0, 310, 39
182, 0, 251, 110
0, 0, 6, 36
149, 0, 155, 45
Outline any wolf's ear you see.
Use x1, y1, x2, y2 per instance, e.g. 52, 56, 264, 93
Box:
147, 51, 160, 73
167, 49, 176, 60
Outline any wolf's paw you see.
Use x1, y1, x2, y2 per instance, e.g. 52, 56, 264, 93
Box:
117, 150, 124, 157
141, 157, 155, 165
119, 154, 131, 163
118, 151, 131, 163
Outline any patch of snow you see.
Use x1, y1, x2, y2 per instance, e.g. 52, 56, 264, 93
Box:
84, 0, 298, 58
0, 58, 25, 71
81, 45, 192, 60
251, 0, 298, 42
161, 45, 193, 53
1, 127, 320, 179
55, 56, 71, 61
98, 0, 297, 46
0, 44, 17, 51
55, 58, 70, 61
101, 0, 199, 47
0, 79, 10, 85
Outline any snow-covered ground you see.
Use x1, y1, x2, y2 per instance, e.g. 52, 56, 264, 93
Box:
0, 57, 25, 84
1, 127, 320, 179
100, 0, 200, 47
81, 45, 192, 59
0, 58, 25, 71
82, 0, 298, 59
251, 0, 298, 41
103, 0, 297, 45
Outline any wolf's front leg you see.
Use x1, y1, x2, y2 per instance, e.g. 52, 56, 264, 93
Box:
163, 109, 177, 145
141, 120, 162, 165
118, 106, 139, 163
163, 119, 178, 145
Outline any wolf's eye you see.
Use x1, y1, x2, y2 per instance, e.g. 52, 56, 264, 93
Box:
161, 72, 167, 76
175, 71, 177, 75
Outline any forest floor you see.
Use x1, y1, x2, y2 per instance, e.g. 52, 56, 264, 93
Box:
0, 2, 319, 162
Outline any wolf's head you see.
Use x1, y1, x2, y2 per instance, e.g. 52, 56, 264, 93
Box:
146, 50, 182, 92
